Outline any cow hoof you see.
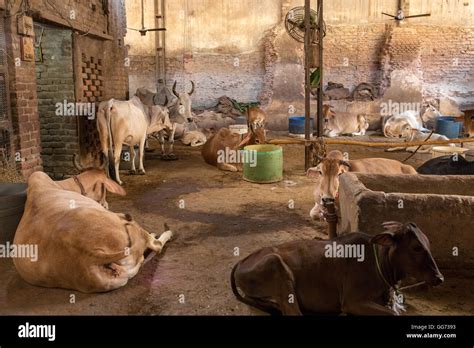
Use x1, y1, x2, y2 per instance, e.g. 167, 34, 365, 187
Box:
138, 169, 146, 175
167, 153, 178, 161
129, 169, 137, 175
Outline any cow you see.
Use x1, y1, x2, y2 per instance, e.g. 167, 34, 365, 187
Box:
307, 150, 416, 219
323, 105, 369, 137
421, 104, 442, 130
383, 110, 425, 138
231, 221, 444, 315
66, 154, 126, 209
417, 155, 474, 175
247, 107, 267, 133
201, 127, 266, 172
13, 171, 173, 293
180, 128, 213, 147
136, 81, 196, 138
97, 96, 170, 185
387, 126, 453, 153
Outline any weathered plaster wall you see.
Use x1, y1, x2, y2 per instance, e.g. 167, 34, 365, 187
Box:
125, 0, 474, 129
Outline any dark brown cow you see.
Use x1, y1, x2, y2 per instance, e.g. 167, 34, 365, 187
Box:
231, 222, 443, 316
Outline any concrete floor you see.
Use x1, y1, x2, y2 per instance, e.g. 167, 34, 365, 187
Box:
0, 133, 473, 315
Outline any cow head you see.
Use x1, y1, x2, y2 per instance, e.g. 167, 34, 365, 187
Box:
238, 126, 266, 148
384, 119, 410, 138
72, 154, 126, 209
147, 99, 171, 134
323, 105, 336, 135
172, 80, 195, 122
370, 222, 444, 287
421, 104, 442, 124
400, 123, 418, 140
306, 150, 351, 203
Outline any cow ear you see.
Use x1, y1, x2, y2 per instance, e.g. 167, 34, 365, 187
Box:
238, 132, 253, 148
104, 178, 127, 196
306, 166, 321, 178
370, 232, 396, 247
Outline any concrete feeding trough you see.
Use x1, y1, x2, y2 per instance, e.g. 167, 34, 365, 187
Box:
338, 173, 474, 268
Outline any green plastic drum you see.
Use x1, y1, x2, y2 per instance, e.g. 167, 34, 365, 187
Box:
242, 145, 283, 183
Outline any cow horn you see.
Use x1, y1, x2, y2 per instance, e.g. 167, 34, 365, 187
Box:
189, 80, 195, 96
73, 154, 84, 172
172, 81, 179, 98
339, 160, 351, 169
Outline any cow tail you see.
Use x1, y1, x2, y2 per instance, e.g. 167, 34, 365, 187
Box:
105, 100, 117, 182
230, 261, 273, 314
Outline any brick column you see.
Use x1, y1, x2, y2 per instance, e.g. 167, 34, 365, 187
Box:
5, 14, 43, 179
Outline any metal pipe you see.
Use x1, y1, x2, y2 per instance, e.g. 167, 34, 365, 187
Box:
317, 0, 324, 139
304, 0, 311, 171
323, 200, 338, 240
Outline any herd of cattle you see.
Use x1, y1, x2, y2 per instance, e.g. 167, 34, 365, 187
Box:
11, 82, 474, 315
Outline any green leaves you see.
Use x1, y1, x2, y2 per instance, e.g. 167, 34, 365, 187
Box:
310, 67, 321, 88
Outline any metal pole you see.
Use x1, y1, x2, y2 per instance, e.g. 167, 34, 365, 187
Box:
304, 0, 311, 171
317, 0, 324, 138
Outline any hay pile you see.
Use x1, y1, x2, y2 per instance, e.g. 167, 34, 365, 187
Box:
0, 160, 25, 183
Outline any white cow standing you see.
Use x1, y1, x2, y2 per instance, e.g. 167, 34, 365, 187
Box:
97, 96, 172, 185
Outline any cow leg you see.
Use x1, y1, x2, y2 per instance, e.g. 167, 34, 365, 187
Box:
167, 123, 177, 158
235, 253, 302, 316
113, 142, 124, 185
138, 137, 146, 175
407, 146, 431, 153
310, 203, 323, 219
145, 228, 173, 253
342, 300, 396, 316
386, 147, 405, 152
129, 145, 137, 175
217, 162, 238, 172
159, 130, 166, 158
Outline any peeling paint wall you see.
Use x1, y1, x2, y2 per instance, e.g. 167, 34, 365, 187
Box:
125, 0, 474, 129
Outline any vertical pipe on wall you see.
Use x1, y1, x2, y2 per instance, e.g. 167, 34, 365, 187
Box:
304, 0, 311, 171
317, 0, 323, 139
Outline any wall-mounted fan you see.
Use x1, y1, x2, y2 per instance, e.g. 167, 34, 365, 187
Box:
284, 6, 326, 44
127, 0, 166, 36
382, 9, 431, 21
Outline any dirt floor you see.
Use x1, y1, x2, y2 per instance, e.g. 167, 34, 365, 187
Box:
0, 133, 473, 315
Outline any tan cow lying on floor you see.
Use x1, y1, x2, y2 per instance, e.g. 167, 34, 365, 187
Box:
323, 105, 369, 137
201, 127, 266, 172
13, 171, 173, 293
307, 150, 417, 219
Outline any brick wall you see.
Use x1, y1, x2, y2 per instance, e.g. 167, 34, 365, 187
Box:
2, 0, 128, 179
35, 25, 77, 179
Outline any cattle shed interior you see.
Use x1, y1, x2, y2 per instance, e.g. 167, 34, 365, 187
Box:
0, 0, 473, 318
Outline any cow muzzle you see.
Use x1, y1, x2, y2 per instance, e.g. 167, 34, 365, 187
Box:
429, 273, 444, 286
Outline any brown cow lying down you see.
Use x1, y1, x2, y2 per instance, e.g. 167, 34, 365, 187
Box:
231, 222, 444, 315
201, 127, 265, 172
13, 172, 173, 293
307, 150, 417, 219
